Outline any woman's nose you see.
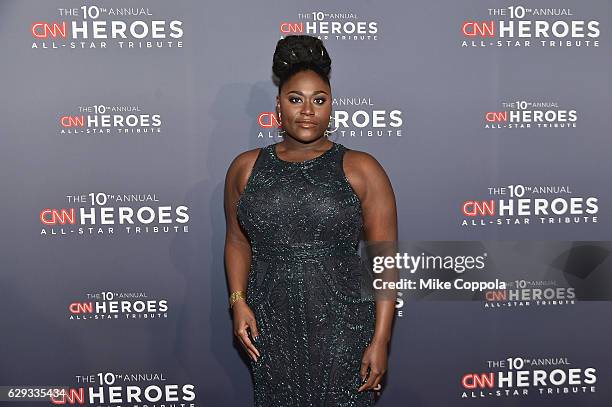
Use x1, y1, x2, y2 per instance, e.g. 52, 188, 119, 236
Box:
300, 101, 314, 115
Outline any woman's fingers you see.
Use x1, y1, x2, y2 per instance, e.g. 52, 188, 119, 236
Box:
232, 304, 262, 362
238, 339, 257, 361
358, 369, 382, 392
358, 375, 372, 392
360, 359, 369, 382
247, 320, 261, 357
235, 324, 260, 361
370, 375, 383, 392
243, 325, 261, 358
246, 348, 258, 361
249, 318, 260, 340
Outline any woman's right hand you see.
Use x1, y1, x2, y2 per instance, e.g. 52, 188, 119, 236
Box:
232, 301, 261, 362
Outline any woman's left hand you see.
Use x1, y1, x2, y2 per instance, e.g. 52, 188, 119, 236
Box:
357, 338, 389, 393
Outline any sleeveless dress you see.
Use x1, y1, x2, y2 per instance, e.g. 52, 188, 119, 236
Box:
236, 141, 376, 407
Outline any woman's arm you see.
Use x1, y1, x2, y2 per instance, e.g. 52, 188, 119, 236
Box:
343, 149, 398, 393
360, 153, 398, 344
224, 149, 262, 362
224, 151, 254, 299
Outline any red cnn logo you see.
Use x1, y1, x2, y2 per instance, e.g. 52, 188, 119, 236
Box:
485, 112, 508, 123
485, 291, 507, 301
60, 116, 85, 128
69, 302, 93, 314
462, 373, 495, 389
462, 201, 496, 217
40, 208, 76, 225
258, 112, 281, 129
31, 22, 67, 39
51, 388, 85, 405
462, 21, 495, 37
280, 22, 304, 34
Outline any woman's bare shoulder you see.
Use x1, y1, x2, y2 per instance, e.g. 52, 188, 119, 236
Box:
226, 147, 264, 190
343, 146, 387, 177
227, 147, 262, 173
341, 145, 392, 202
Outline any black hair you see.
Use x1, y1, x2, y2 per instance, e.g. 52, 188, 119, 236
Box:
272, 35, 332, 94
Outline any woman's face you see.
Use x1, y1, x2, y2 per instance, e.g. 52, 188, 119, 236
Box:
276, 70, 332, 143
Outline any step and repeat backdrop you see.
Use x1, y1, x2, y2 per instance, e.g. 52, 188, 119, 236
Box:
1, 0, 611, 406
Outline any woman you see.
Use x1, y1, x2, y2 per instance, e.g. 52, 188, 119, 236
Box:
224, 35, 398, 406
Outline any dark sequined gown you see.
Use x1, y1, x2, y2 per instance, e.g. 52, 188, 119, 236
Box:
236, 141, 376, 406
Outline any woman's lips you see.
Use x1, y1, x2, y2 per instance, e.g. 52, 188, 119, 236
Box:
296, 121, 316, 128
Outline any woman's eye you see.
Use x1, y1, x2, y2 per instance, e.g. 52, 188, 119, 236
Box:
289, 97, 326, 104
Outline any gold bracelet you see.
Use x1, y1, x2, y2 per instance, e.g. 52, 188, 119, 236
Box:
229, 290, 247, 308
